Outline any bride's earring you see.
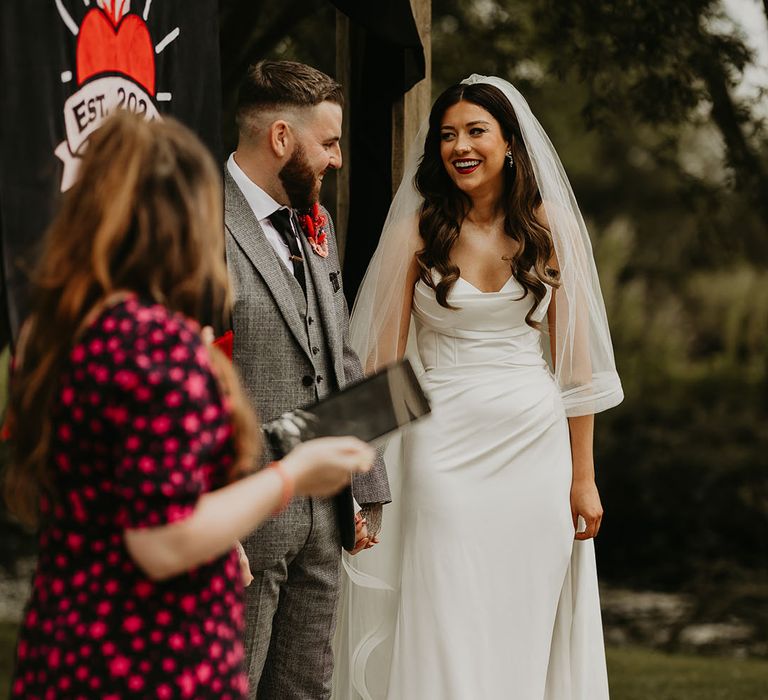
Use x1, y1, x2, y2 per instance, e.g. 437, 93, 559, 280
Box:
505, 149, 515, 168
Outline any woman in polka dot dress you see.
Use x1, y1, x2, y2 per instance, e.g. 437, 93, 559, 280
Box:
4, 112, 373, 699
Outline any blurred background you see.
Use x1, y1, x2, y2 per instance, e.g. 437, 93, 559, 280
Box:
1, 1, 767, 698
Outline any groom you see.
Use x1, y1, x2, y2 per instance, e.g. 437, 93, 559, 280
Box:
224, 60, 390, 699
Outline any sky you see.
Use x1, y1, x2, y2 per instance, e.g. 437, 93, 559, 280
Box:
721, 0, 768, 103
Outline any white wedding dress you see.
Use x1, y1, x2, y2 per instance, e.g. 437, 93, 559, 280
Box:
333, 273, 610, 700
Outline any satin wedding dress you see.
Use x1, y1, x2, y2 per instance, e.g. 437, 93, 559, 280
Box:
333, 273, 610, 700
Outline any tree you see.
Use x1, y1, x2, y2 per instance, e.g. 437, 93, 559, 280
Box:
431, 0, 768, 262
537, 0, 768, 232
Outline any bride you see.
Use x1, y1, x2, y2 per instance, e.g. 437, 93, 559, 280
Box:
333, 75, 623, 699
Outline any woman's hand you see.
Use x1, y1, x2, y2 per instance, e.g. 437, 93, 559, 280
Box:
282, 437, 374, 499
570, 478, 603, 540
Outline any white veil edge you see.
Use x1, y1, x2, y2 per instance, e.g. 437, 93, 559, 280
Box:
333, 74, 623, 699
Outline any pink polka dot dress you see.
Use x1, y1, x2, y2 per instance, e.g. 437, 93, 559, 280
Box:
11, 298, 248, 699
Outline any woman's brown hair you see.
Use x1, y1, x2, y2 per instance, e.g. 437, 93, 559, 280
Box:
4, 111, 258, 526
415, 82, 559, 323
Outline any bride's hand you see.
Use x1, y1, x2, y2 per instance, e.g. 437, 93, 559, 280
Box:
348, 513, 371, 555
570, 478, 603, 540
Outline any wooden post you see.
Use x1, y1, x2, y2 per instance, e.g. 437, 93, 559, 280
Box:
335, 11, 352, 265
392, 0, 431, 194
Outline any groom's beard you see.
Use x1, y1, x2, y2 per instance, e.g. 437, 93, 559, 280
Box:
279, 143, 320, 209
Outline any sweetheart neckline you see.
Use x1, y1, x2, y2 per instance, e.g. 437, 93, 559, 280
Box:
456, 275, 517, 294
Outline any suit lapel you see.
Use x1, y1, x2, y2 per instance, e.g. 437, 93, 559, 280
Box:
299, 228, 344, 379
224, 171, 311, 361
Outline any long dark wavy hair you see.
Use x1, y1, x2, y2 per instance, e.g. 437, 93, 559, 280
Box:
415, 82, 559, 324
4, 111, 259, 527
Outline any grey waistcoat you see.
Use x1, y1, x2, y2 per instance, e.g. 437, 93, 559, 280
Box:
277, 233, 336, 402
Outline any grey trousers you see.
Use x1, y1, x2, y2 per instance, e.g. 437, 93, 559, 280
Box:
242, 495, 342, 700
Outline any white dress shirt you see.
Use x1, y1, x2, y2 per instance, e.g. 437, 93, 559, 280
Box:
227, 153, 295, 269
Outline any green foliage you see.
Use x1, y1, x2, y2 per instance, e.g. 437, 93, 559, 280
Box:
536, 0, 768, 235
593, 221, 768, 587
434, 0, 768, 256
538, 1, 749, 125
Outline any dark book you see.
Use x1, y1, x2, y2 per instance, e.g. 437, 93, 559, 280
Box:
264, 359, 430, 456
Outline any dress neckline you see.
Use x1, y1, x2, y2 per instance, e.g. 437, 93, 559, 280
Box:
456, 275, 517, 295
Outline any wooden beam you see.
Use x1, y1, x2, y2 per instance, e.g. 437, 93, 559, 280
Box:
335, 10, 352, 265
392, 0, 432, 194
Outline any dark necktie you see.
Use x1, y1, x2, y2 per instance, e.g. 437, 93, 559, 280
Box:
268, 208, 306, 297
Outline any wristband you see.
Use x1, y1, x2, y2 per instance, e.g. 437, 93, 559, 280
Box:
269, 460, 295, 514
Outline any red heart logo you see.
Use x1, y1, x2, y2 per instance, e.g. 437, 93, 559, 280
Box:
76, 8, 156, 95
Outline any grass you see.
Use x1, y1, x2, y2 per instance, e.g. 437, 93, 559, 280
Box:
0, 622, 766, 698
607, 646, 768, 700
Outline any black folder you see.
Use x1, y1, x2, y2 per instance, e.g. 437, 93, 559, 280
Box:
264, 359, 431, 456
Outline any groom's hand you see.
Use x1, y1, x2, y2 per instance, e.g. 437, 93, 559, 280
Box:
360, 503, 383, 539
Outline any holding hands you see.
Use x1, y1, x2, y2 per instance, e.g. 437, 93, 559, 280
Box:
348, 503, 383, 555
283, 439, 381, 555
238, 437, 374, 585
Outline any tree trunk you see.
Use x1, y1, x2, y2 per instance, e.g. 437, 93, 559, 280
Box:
692, 35, 768, 224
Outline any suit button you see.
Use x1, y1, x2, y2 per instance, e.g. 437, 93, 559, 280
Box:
316, 375, 323, 384
302, 375, 314, 387
307, 316, 314, 325
312, 346, 320, 355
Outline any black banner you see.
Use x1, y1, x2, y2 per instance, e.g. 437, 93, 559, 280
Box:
0, 0, 221, 345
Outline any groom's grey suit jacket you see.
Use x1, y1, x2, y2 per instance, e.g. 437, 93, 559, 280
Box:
223, 170, 390, 549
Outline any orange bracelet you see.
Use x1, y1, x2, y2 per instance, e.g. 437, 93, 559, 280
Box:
269, 460, 295, 514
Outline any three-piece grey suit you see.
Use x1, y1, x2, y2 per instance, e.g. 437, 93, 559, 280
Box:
224, 170, 390, 699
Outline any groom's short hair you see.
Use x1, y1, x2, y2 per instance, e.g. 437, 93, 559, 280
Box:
236, 60, 343, 132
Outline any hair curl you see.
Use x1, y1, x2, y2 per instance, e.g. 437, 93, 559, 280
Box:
415, 82, 559, 325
